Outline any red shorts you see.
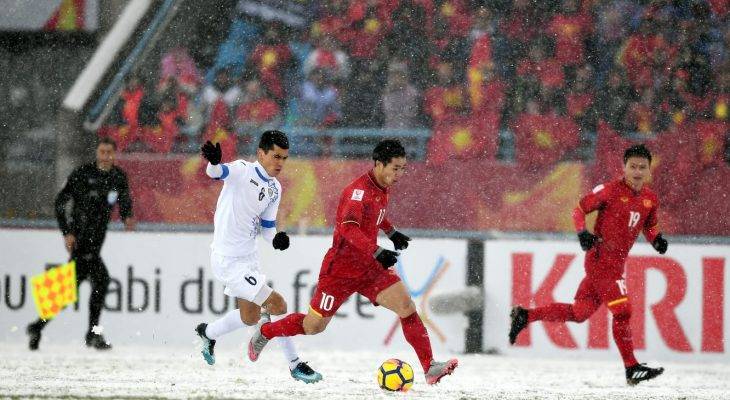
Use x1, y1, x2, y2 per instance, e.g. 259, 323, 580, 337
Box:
574, 275, 629, 310
309, 268, 401, 317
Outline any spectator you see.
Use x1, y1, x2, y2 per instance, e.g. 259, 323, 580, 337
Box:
382, 61, 420, 129
594, 0, 641, 83
627, 87, 666, 135
202, 69, 241, 119
566, 65, 597, 131
620, 18, 676, 90
598, 68, 635, 132
160, 46, 201, 94
298, 68, 341, 128
235, 78, 282, 153
248, 25, 296, 104
303, 35, 350, 82
423, 61, 468, 125
385, 1, 432, 89
547, 0, 593, 67
517, 38, 565, 90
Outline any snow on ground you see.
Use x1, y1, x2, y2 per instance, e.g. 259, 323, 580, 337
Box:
1, 343, 729, 400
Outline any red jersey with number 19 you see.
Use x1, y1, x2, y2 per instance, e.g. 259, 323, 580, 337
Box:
319, 171, 395, 279
578, 178, 660, 279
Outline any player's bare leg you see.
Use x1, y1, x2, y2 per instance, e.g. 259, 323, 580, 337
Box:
248, 293, 323, 383
376, 281, 458, 385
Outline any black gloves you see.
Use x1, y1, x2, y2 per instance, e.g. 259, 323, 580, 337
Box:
273, 231, 290, 250
652, 234, 668, 254
374, 247, 399, 269
201, 141, 222, 165
388, 230, 411, 250
578, 230, 598, 251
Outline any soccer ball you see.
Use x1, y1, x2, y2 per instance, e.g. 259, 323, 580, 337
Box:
377, 358, 414, 392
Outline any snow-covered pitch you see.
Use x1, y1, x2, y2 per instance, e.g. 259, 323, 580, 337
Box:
2, 343, 729, 399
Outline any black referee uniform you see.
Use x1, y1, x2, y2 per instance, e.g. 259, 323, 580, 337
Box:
27, 162, 132, 349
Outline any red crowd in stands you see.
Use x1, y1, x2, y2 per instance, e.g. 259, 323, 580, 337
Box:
101, 0, 728, 167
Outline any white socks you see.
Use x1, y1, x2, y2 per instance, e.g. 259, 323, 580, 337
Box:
204, 310, 303, 370
279, 337, 301, 370
205, 309, 245, 340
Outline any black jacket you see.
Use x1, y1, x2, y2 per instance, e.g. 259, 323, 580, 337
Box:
55, 163, 133, 252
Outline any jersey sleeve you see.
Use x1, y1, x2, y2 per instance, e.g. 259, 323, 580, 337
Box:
260, 181, 282, 236
643, 196, 660, 243
55, 168, 80, 235
578, 183, 611, 214
379, 217, 394, 234
341, 187, 365, 225
339, 187, 378, 255
206, 160, 247, 181
574, 183, 611, 232
117, 169, 133, 220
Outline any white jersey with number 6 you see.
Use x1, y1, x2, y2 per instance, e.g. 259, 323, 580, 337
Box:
206, 159, 282, 257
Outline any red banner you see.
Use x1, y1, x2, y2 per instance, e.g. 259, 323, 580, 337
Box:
116, 155, 730, 236
427, 112, 499, 165
512, 113, 580, 169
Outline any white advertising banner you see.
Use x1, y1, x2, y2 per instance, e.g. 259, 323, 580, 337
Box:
0, 229, 467, 354
484, 240, 730, 363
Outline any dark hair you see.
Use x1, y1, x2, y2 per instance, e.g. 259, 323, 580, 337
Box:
372, 139, 406, 165
623, 144, 652, 164
258, 130, 289, 151
98, 136, 117, 150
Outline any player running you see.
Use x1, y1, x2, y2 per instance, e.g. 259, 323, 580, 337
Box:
246, 139, 458, 385
509, 144, 667, 386
195, 130, 322, 383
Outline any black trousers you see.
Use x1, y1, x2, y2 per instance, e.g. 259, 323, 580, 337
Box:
32, 248, 111, 334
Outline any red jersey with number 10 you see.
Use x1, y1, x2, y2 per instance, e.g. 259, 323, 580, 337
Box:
320, 171, 394, 279
579, 178, 660, 278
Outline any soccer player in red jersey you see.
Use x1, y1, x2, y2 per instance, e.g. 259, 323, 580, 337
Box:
509, 144, 668, 386
247, 139, 458, 385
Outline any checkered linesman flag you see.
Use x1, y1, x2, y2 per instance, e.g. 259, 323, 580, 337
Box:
31, 260, 77, 320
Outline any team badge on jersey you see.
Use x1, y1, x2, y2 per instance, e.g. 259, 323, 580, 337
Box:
643, 199, 653, 208
620, 196, 629, 203
267, 181, 279, 202
351, 189, 364, 201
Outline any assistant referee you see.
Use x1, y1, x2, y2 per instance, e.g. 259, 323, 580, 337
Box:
27, 137, 135, 350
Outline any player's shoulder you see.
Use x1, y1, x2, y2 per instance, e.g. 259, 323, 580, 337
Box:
342, 174, 370, 202
641, 185, 659, 201
77, 163, 95, 174
111, 165, 128, 178
589, 180, 617, 195
228, 159, 249, 168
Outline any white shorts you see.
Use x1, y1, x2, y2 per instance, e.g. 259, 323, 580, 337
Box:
210, 252, 272, 306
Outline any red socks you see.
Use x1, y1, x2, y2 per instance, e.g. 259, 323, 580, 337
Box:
613, 313, 638, 367
528, 302, 638, 367
261, 313, 306, 339
528, 303, 575, 322
401, 313, 433, 373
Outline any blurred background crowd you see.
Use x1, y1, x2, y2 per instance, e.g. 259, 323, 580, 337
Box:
101, 0, 728, 164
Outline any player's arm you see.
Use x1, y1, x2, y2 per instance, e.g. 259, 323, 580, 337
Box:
201, 141, 242, 180
643, 200, 667, 254
118, 170, 135, 230
573, 184, 608, 251
260, 182, 289, 250
340, 190, 398, 268
54, 169, 78, 236
380, 217, 410, 250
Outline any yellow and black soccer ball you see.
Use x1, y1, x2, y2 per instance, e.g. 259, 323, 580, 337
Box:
377, 358, 414, 392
